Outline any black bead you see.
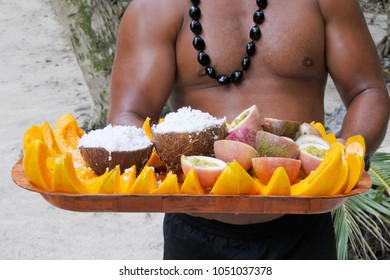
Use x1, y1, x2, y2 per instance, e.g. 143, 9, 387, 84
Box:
189, 5, 201, 20
206, 66, 216, 78
256, 0, 268, 9
242, 56, 251, 71
253, 9, 265, 24
217, 75, 231, 85
190, 20, 202, 35
193, 36, 205, 51
250, 25, 261, 41
197, 51, 210, 66
231, 71, 243, 83
189, 0, 268, 86
246, 41, 256, 56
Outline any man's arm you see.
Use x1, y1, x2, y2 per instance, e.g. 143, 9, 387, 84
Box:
319, 0, 389, 155
108, 0, 184, 127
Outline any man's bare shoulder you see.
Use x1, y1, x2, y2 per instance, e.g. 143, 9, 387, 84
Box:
125, 0, 186, 24
317, 0, 364, 20
120, 0, 186, 40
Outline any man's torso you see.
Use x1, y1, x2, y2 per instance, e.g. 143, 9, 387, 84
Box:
170, 0, 328, 124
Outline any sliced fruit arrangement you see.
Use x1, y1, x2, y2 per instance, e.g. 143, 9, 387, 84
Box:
181, 155, 227, 189
21, 106, 367, 196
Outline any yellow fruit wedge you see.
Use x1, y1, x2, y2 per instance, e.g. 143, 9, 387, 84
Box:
346, 135, 366, 157
310, 121, 327, 138
331, 141, 345, 154
291, 146, 342, 196
75, 166, 97, 181
78, 167, 119, 194
142, 117, 152, 140
82, 167, 118, 194
53, 114, 84, 153
52, 152, 91, 194
180, 167, 206, 195
152, 171, 180, 194
23, 125, 44, 155
115, 165, 137, 194
46, 156, 57, 174
129, 166, 157, 194
23, 140, 52, 191
98, 166, 121, 194
39, 121, 62, 157
310, 122, 337, 145
259, 167, 291, 196
344, 153, 365, 194
210, 161, 258, 195
323, 132, 337, 145
146, 150, 164, 168
254, 178, 266, 195
328, 159, 350, 195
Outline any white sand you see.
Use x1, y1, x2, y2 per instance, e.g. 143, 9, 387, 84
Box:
0, 0, 163, 260
0, 0, 388, 260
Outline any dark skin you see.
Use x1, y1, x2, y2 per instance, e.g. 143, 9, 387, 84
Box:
108, 0, 390, 224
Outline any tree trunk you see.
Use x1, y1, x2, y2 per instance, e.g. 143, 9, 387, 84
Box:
51, 0, 130, 129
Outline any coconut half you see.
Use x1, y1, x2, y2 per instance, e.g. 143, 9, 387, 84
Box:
78, 125, 153, 175
151, 107, 227, 172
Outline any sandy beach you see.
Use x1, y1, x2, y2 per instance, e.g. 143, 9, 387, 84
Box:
0, 0, 389, 260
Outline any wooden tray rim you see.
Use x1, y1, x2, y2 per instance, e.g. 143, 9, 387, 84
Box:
11, 159, 372, 214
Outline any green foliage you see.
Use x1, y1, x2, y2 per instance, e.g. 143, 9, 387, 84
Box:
332, 152, 390, 259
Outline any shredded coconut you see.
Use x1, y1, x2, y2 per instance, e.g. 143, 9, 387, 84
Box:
152, 107, 226, 133
78, 124, 152, 152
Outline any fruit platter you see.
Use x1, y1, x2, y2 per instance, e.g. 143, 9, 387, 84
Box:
12, 106, 372, 214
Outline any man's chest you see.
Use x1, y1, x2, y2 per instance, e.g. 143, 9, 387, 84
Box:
175, 0, 326, 86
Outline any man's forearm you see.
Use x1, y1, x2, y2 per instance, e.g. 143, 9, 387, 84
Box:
339, 89, 390, 155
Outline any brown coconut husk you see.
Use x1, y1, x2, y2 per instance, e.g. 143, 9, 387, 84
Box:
152, 123, 227, 172
79, 145, 154, 176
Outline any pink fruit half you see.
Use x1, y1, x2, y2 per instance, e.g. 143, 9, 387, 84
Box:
299, 143, 330, 176
226, 126, 257, 148
180, 155, 227, 189
252, 157, 302, 185
255, 130, 300, 159
228, 105, 262, 133
295, 134, 330, 147
296, 122, 323, 138
261, 117, 300, 139
214, 140, 260, 170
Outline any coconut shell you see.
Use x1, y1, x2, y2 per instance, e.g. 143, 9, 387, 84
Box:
79, 145, 154, 176
152, 123, 227, 172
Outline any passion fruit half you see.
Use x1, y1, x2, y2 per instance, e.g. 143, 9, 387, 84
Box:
252, 157, 302, 185
261, 117, 300, 139
214, 139, 259, 170
255, 130, 300, 159
181, 155, 227, 189
228, 105, 262, 133
299, 142, 330, 176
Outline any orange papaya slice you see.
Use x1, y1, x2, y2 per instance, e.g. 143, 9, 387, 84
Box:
180, 167, 206, 195
152, 171, 180, 194
210, 161, 257, 195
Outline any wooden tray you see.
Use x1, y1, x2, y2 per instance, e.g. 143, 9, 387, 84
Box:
11, 159, 372, 214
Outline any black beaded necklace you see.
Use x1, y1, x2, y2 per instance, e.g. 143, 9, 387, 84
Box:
189, 0, 268, 85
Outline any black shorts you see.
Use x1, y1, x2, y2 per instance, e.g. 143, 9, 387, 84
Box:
163, 213, 337, 260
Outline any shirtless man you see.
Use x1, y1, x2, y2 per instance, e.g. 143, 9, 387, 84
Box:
108, 0, 390, 259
